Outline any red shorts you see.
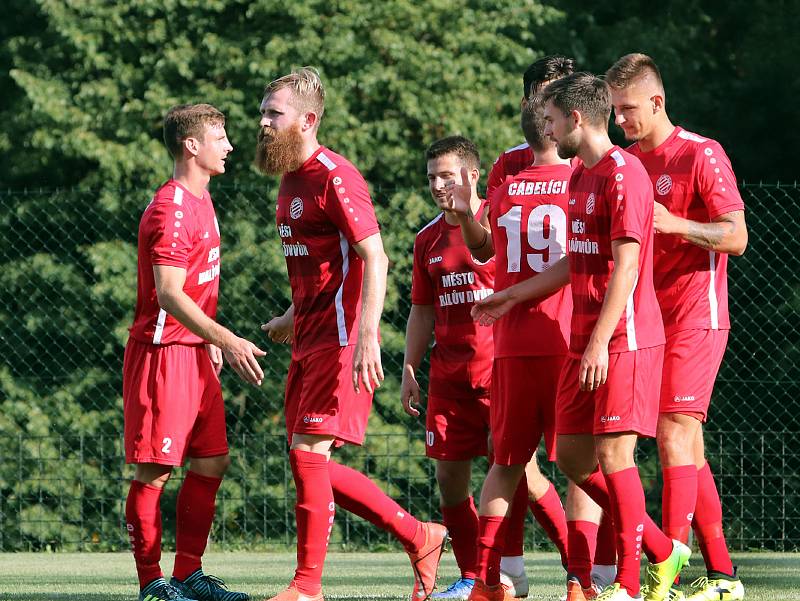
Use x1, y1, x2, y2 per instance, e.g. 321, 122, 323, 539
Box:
490, 355, 562, 466
556, 345, 664, 437
660, 329, 729, 421
425, 393, 490, 461
123, 338, 228, 466
285, 345, 373, 446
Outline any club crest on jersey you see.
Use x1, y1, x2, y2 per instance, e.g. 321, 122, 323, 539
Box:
655, 174, 673, 195
290, 197, 304, 219
586, 193, 596, 215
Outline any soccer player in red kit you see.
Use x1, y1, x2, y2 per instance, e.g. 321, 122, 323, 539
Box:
473, 73, 691, 601
606, 54, 748, 600
401, 136, 495, 600
124, 104, 266, 601
256, 67, 447, 601
441, 96, 572, 601
485, 56, 618, 594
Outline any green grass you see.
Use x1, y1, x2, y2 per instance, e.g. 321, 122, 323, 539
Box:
0, 551, 798, 600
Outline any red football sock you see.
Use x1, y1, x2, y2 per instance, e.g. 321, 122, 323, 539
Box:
662, 465, 697, 544
126, 480, 164, 588
504, 477, 528, 557
529, 482, 568, 567
442, 497, 479, 579
594, 511, 617, 566
567, 520, 597, 588
328, 460, 422, 551
173, 471, 222, 580
290, 450, 334, 595
606, 467, 647, 596
693, 462, 734, 576
579, 467, 672, 564
476, 515, 508, 586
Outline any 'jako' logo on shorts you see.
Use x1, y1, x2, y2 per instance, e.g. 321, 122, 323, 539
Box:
656, 174, 673, 195
303, 415, 324, 423
290, 197, 304, 219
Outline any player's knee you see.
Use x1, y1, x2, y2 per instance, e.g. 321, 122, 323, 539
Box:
656, 424, 694, 463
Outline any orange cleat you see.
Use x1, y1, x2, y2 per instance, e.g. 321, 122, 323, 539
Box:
263, 584, 324, 601
565, 578, 602, 601
407, 522, 449, 600
467, 579, 515, 601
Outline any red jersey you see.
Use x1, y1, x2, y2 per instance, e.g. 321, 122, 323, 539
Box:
489, 163, 573, 358
129, 180, 221, 346
277, 146, 381, 360
628, 127, 745, 334
486, 142, 534, 202
567, 147, 664, 356
411, 205, 495, 398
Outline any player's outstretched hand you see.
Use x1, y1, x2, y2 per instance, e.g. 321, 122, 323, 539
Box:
223, 337, 267, 386
261, 314, 293, 344
440, 166, 473, 215
579, 340, 608, 391
471, 289, 516, 326
401, 367, 422, 417
353, 334, 384, 394
206, 343, 224, 376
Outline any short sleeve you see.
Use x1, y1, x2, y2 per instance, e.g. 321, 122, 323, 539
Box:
411, 235, 434, 305
610, 164, 652, 244
322, 165, 381, 244
695, 140, 745, 218
144, 201, 195, 268
485, 154, 506, 202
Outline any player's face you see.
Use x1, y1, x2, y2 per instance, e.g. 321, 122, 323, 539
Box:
610, 85, 655, 142
427, 154, 467, 202
543, 99, 579, 159
195, 124, 233, 176
256, 88, 306, 175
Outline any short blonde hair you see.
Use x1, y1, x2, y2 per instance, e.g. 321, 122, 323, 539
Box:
264, 67, 326, 122
163, 103, 225, 159
605, 53, 664, 93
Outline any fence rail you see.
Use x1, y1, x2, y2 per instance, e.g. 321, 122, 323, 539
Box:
0, 181, 798, 551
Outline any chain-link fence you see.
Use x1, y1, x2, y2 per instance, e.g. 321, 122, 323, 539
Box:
0, 181, 797, 552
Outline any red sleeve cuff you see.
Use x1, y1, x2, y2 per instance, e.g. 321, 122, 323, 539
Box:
610, 229, 643, 244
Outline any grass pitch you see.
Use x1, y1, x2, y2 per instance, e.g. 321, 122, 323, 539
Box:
0, 551, 798, 600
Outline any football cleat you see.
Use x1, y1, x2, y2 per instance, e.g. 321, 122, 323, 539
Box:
685, 575, 744, 601
171, 570, 249, 601
595, 583, 642, 601
431, 578, 475, 600
407, 522, 449, 600
262, 585, 324, 601
467, 579, 515, 601
140, 577, 198, 601
499, 567, 529, 598
643, 540, 691, 601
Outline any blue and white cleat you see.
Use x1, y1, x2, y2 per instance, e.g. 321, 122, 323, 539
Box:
140, 577, 198, 601
431, 578, 475, 600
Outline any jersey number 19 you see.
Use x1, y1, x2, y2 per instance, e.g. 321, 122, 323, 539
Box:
496, 204, 567, 273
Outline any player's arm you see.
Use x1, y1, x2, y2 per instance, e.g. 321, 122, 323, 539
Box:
352, 232, 389, 394
401, 304, 435, 417
261, 303, 294, 344
579, 239, 639, 391
653, 205, 748, 255
153, 265, 266, 386
445, 166, 495, 262
471, 255, 570, 326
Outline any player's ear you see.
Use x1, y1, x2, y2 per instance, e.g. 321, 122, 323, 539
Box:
570, 109, 582, 128
302, 111, 318, 132
470, 167, 480, 186
651, 94, 665, 114
183, 136, 200, 158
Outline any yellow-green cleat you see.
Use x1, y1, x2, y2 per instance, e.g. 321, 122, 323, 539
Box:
685, 576, 744, 601
643, 540, 691, 601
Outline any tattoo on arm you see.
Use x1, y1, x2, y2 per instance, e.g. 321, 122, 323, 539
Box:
685, 219, 735, 250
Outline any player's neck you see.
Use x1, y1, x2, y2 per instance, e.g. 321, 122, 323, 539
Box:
172, 162, 211, 198
577, 131, 614, 169
532, 146, 569, 167
636, 119, 675, 153
299, 137, 322, 166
